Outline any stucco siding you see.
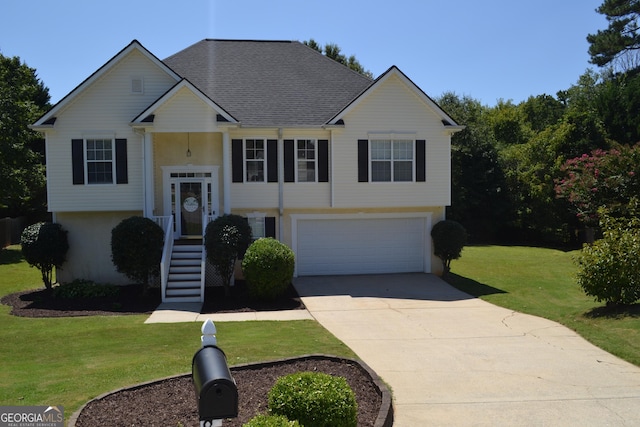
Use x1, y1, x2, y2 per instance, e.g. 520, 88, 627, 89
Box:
332, 74, 451, 208
55, 211, 141, 285
45, 49, 177, 212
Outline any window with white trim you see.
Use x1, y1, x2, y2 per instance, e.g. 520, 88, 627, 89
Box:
297, 139, 317, 182
86, 138, 115, 184
247, 213, 266, 240
245, 139, 265, 182
371, 139, 414, 182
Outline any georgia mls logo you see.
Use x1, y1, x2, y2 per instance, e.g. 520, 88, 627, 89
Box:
0, 406, 64, 427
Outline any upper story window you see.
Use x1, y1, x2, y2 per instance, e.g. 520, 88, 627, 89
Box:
86, 139, 115, 184
297, 139, 317, 182
245, 139, 265, 182
71, 137, 128, 185
358, 138, 424, 183
371, 139, 414, 182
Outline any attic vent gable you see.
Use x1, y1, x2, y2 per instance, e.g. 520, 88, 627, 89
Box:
131, 77, 144, 94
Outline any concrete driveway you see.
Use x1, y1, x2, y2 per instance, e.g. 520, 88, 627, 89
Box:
293, 273, 640, 426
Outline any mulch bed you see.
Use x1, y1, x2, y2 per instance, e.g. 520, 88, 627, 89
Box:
70, 356, 390, 427
2, 282, 392, 426
0, 281, 304, 318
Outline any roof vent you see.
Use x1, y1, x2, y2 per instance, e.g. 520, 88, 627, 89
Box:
131, 77, 144, 94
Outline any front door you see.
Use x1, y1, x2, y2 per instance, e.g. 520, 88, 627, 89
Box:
178, 181, 204, 237
163, 166, 219, 239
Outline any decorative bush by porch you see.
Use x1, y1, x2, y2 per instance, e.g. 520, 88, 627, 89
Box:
20, 222, 69, 290
111, 216, 164, 290
242, 238, 294, 300
204, 214, 253, 295
268, 371, 357, 427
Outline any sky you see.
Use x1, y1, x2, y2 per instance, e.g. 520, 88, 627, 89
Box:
1, 0, 608, 107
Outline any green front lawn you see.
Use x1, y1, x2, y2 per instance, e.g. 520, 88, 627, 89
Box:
0, 246, 355, 418
446, 245, 640, 366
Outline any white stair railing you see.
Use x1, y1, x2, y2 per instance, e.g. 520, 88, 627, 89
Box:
153, 215, 174, 302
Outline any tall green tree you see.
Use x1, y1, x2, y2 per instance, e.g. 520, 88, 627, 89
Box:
587, 0, 640, 71
303, 39, 373, 78
0, 54, 50, 218
437, 93, 511, 241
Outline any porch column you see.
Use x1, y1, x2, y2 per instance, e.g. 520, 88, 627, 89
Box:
143, 131, 154, 217
222, 131, 231, 214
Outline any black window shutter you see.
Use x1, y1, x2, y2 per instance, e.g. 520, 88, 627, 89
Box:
265, 217, 276, 238
284, 139, 295, 182
357, 139, 369, 182
267, 139, 278, 182
416, 139, 426, 182
115, 139, 128, 184
71, 139, 84, 185
318, 139, 329, 182
232, 139, 243, 182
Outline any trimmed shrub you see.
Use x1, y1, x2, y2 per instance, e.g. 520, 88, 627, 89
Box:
53, 280, 119, 299
21, 222, 69, 290
268, 372, 357, 427
575, 207, 640, 305
243, 414, 302, 427
431, 220, 467, 275
111, 216, 164, 290
204, 214, 253, 295
242, 238, 294, 300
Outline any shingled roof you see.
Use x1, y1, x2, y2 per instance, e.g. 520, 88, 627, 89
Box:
163, 40, 373, 127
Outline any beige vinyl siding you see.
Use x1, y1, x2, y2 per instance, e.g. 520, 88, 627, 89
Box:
152, 88, 222, 132
55, 211, 140, 285
283, 183, 330, 208
45, 49, 177, 212
332, 74, 451, 208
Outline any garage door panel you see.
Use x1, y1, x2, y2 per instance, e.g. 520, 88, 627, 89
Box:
296, 217, 427, 276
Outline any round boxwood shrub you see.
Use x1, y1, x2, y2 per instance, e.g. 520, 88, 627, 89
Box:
242, 238, 295, 300
244, 414, 301, 427
111, 216, 164, 290
21, 222, 69, 290
267, 372, 358, 427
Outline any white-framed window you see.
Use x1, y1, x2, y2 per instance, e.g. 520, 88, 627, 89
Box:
245, 139, 265, 182
247, 212, 266, 240
371, 139, 414, 182
296, 139, 317, 182
86, 138, 115, 184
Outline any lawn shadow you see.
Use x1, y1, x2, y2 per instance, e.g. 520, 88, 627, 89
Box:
584, 303, 640, 319
443, 273, 508, 298
0, 247, 24, 265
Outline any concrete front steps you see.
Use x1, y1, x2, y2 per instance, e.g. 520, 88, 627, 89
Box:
165, 240, 203, 303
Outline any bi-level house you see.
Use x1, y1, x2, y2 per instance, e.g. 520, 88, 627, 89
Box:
31, 39, 462, 302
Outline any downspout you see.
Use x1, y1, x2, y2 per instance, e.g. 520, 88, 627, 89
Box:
330, 129, 335, 207
277, 128, 284, 240
222, 131, 231, 214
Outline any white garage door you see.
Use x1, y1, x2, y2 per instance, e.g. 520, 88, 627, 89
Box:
296, 217, 428, 276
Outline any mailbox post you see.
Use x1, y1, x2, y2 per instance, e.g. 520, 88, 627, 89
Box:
192, 319, 238, 427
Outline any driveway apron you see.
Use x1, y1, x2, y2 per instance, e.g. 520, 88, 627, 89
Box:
294, 273, 640, 426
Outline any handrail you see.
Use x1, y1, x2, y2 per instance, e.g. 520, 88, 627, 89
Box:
155, 215, 173, 302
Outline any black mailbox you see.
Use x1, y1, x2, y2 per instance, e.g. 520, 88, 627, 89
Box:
192, 345, 238, 420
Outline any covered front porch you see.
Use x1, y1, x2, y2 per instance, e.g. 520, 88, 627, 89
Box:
142, 131, 231, 303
